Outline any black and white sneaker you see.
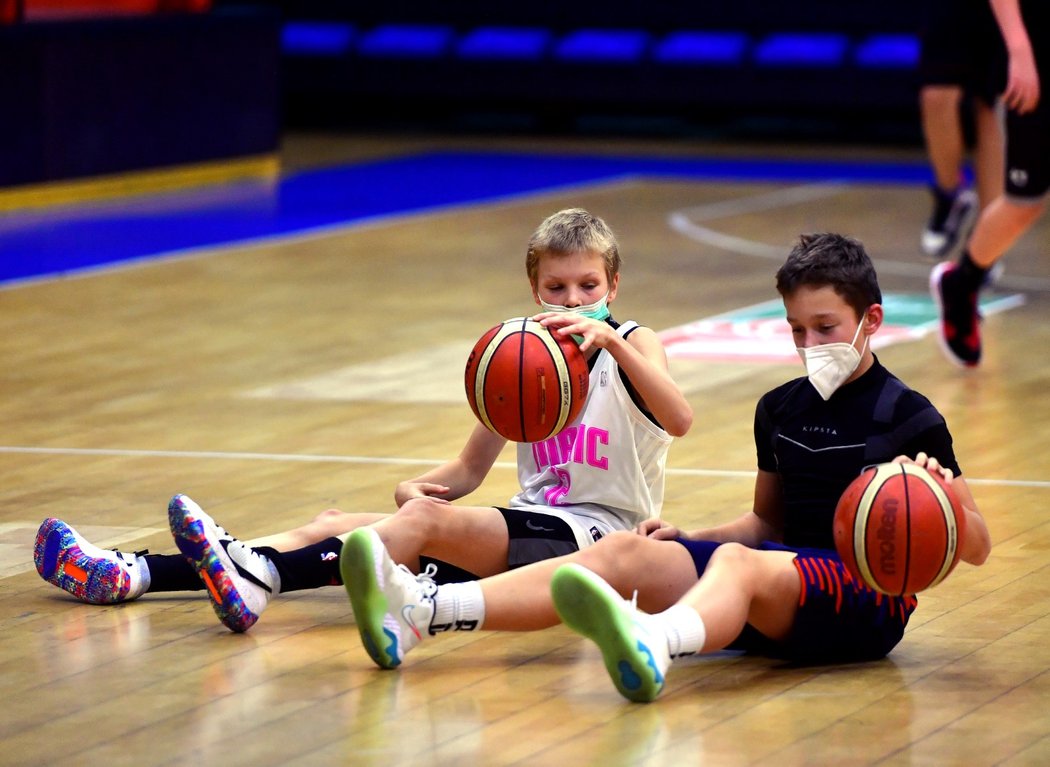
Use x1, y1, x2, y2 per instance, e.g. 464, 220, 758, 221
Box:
922, 187, 978, 260
169, 494, 280, 632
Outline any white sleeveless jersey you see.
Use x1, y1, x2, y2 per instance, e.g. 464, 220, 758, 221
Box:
510, 321, 673, 540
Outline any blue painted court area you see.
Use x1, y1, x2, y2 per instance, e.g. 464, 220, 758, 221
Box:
0, 150, 935, 286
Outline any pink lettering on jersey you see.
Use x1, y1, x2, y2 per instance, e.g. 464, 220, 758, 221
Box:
558, 426, 579, 464
532, 424, 609, 472
545, 466, 571, 505
585, 427, 609, 469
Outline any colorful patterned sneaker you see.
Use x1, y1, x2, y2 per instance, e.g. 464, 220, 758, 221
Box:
34, 518, 150, 604
922, 187, 978, 259
340, 527, 437, 669
551, 563, 671, 703
930, 261, 982, 367
168, 494, 279, 633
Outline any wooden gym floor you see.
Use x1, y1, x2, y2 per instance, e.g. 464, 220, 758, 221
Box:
1, 133, 1048, 766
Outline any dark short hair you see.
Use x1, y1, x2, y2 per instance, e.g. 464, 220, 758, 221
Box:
775, 233, 882, 317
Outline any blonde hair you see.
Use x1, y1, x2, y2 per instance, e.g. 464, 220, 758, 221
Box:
525, 208, 621, 287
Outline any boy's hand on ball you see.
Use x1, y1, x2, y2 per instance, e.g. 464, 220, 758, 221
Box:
893, 452, 954, 483
536, 312, 613, 352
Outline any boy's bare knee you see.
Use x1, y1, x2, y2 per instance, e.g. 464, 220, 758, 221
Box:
393, 497, 448, 532
708, 541, 751, 569
577, 530, 645, 570
921, 86, 961, 112
308, 508, 354, 538
312, 508, 346, 525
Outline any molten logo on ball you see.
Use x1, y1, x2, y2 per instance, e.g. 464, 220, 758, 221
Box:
876, 497, 898, 575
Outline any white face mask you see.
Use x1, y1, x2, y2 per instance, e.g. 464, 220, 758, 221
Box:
538, 292, 611, 322
796, 319, 868, 400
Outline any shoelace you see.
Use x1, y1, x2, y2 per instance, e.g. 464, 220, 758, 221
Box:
628, 588, 677, 658
398, 562, 439, 600
407, 563, 436, 596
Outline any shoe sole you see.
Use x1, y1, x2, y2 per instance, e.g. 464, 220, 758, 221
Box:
34, 518, 129, 605
340, 529, 402, 669
169, 496, 257, 633
928, 262, 979, 369
551, 564, 665, 703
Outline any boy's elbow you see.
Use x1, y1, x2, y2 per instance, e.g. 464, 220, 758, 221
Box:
666, 409, 693, 437
966, 535, 992, 567
961, 516, 992, 567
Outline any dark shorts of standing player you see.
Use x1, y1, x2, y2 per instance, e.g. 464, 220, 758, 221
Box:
919, 0, 1007, 105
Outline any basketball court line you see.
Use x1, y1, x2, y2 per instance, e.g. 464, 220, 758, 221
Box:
669, 186, 1050, 291
1, 445, 1047, 487
4, 445, 1045, 579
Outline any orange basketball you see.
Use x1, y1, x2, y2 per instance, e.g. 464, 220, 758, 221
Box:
464, 317, 589, 443
833, 462, 966, 595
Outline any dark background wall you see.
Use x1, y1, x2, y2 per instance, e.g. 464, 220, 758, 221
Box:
1, 1, 933, 188
0, 6, 280, 187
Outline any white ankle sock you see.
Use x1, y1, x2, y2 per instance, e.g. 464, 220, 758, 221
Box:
431, 581, 485, 632
656, 604, 707, 657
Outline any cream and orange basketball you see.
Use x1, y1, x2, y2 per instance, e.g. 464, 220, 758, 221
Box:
464, 317, 588, 443
833, 462, 966, 595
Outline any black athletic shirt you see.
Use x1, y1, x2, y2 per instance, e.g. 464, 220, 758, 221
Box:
754, 357, 960, 550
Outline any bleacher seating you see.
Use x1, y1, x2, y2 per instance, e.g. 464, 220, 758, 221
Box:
248, 0, 925, 139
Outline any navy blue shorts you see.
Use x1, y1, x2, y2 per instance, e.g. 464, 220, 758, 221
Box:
675, 538, 916, 663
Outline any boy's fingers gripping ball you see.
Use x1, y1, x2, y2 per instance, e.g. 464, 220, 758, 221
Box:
833, 462, 967, 595
465, 317, 589, 443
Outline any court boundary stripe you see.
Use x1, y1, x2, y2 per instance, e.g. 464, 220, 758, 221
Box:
1, 445, 1046, 488
0, 149, 941, 289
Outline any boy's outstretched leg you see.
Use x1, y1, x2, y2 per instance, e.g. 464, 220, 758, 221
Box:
169, 494, 280, 633
550, 563, 672, 703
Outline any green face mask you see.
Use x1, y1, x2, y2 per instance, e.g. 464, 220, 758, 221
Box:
538, 292, 611, 322
538, 293, 611, 344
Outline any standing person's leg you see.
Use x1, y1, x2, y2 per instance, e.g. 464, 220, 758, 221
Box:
931, 103, 1048, 367
920, 86, 980, 259
921, 85, 967, 194
967, 197, 1045, 269
971, 98, 1005, 210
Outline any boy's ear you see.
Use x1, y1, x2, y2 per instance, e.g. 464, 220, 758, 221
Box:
864, 304, 884, 334
607, 273, 621, 302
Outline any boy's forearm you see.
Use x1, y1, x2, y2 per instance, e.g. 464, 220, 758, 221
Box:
990, 0, 1033, 56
